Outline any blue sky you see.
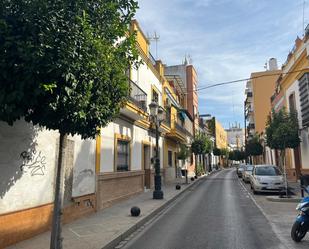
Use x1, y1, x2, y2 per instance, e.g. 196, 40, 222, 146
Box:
135, 0, 308, 129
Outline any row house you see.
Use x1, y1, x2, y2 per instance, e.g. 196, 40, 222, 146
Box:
206, 117, 228, 167
0, 20, 198, 248
268, 30, 309, 180
244, 58, 281, 164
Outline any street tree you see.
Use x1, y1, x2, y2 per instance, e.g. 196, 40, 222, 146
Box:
245, 134, 263, 164
0, 1, 139, 248
213, 147, 221, 156
265, 109, 300, 196
191, 133, 212, 176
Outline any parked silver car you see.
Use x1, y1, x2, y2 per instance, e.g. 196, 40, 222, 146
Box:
242, 165, 254, 183
237, 164, 246, 178
250, 165, 285, 194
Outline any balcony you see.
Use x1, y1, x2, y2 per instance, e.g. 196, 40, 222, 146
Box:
120, 79, 148, 120
163, 110, 171, 127
175, 122, 188, 135
248, 123, 255, 130
246, 92, 253, 97
128, 79, 147, 112
149, 52, 156, 66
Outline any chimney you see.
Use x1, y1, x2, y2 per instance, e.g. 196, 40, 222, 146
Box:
269, 58, 278, 71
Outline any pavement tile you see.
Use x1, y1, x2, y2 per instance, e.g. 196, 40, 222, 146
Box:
6, 175, 209, 249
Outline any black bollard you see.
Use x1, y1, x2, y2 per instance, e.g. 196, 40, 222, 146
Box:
130, 206, 141, 217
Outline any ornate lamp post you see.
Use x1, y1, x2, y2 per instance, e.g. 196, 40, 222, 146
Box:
149, 101, 164, 200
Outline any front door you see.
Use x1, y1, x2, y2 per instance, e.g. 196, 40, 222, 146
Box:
293, 146, 302, 179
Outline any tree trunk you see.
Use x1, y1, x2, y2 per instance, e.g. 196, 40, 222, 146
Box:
184, 159, 188, 184
281, 149, 288, 197
195, 154, 198, 177
50, 132, 67, 249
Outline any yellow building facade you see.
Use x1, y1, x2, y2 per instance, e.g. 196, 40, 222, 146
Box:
270, 36, 309, 180
215, 120, 227, 149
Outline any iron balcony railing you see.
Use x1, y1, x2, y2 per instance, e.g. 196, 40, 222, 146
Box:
149, 52, 156, 66
175, 122, 188, 135
163, 111, 171, 127
128, 79, 147, 112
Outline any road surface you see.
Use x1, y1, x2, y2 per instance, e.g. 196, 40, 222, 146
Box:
122, 169, 287, 249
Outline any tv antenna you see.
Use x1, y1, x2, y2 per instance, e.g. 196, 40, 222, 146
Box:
147, 31, 160, 59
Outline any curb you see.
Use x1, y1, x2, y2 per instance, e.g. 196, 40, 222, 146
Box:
102, 174, 210, 249
266, 196, 302, 203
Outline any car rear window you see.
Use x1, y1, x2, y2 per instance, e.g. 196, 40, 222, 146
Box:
255, 166, 281, 176
246, 166, 253, 171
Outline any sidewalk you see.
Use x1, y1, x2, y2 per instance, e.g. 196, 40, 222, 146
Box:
7, 175, 208, 249
240, 179, 309, 248
266, 181, 304, 203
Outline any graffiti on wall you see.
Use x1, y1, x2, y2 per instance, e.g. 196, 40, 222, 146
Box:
20, 150, 46, 176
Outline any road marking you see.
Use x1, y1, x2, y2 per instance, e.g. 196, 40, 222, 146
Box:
238, 178, 291, 249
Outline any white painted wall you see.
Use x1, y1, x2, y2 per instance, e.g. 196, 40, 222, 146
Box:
71, 135, 96, 197
0, 119, 97, 213
131, 56, 162, 108
100, 117, 163, 173
0, 120, 57, 213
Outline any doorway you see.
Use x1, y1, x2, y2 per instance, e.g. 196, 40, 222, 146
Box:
143, 144, 151, 189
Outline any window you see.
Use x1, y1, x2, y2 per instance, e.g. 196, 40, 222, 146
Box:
298, 73, 309, 127
168, 150, 173, 167
289, 93, 296, 111
152, 89, 159, 103
117, 140, 130, 171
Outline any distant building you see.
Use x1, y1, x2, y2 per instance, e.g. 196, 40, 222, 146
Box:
225, 123, 245, 150
245, 58, 281, 137
164, 60, 199, 176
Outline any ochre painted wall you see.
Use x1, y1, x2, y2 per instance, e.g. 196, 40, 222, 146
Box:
252, 70, 281, 134
215, 120, 227, 149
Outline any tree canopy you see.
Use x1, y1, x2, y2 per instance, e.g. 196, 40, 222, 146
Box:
0, 0, 139, 138
213, 147, 221, 156
246, 135, 263, 156
191, 133, 212, 155
177, 144, 191, 160
229, 150, 246, 161
266, 109, 300, 150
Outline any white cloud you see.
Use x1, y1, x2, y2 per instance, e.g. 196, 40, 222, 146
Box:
136, 0, 306, 128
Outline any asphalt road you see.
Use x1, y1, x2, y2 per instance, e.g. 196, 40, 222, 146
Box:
122, 169, 287, 249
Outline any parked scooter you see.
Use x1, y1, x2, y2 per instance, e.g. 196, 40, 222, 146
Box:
291, 186, 309, 242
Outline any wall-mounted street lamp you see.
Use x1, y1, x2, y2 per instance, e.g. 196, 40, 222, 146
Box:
149, 101, 165, 199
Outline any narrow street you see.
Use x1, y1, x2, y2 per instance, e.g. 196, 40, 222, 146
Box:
122, 169, 287, 249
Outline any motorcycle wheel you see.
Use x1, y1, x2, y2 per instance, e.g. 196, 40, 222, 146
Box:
291, 221, 307, 242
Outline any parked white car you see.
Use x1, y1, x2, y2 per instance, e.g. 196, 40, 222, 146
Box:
250, 165, 285, 194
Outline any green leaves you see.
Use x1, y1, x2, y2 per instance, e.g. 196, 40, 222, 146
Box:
245, 136, 263, 156
191, 133, 212, 155
265, 109, 300, 150
0, 0, 139, 138
213, 147, 221, 156
177, 144, 191, 160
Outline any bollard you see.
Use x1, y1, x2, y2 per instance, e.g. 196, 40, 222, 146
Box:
130, 206, 141, 217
